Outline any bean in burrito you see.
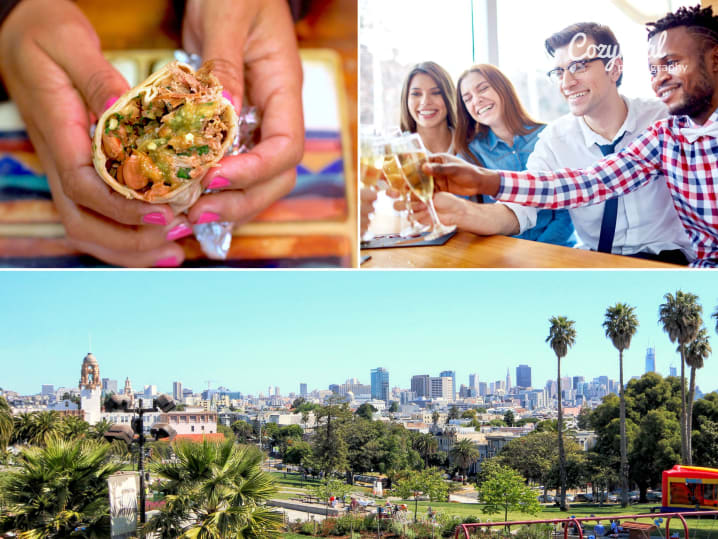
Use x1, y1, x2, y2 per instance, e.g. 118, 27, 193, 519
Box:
92, 61, 238, 212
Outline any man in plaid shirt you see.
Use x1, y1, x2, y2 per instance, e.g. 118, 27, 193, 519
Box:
426, 5, 718, 267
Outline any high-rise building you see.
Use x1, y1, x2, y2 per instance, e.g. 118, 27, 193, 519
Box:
102, 378, 118, 394
275, 386, 280, 396
478, 381, 487, 396
300, 383, 308, 396
669, 365, 677, 377
440, 370, 456, 401
469, 373, 479, 392
41, 384, 54, 396
430, 376, 453, 400
645, 346, 656, 373
572, 376, 585, 390
173, 381, 183, 401
371, 367, 390, 403
506, 368, 512, 391
411, 375, 431, 398
516, 365, 531, 388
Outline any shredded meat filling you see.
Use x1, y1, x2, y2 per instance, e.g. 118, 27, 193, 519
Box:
101, 63, 230, 200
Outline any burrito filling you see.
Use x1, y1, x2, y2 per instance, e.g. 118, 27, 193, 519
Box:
100, 64, 230, 200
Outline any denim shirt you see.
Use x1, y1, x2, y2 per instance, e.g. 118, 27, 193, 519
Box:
467, 125, 576, 247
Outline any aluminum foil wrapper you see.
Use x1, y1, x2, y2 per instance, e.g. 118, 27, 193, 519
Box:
175, 51, 261, 260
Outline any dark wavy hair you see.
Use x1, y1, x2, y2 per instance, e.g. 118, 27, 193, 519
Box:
545, 22, 623, 87
647, 4, 718, 52
454, 64, 542, 167
399, 62, 457, 134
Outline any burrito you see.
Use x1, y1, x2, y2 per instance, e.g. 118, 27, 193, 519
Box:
92, 61, 238, 212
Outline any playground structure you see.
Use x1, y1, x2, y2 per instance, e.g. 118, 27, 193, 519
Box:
453, 511, 718, 539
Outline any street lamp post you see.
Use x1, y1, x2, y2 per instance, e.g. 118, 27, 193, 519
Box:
105, 394, 177, 527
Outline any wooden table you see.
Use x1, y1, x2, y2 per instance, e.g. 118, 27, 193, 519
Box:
361, 231, 679, 269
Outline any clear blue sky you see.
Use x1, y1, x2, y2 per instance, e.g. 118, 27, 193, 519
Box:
1, 271, 717, 397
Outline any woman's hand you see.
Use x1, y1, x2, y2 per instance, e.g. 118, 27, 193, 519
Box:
182, 0, 304, 227
0, 0, 189, 267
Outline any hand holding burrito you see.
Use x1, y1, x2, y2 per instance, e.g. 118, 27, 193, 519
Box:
0, 0, 187, 267
92, 61, 238, 214
180, 0, 304, 227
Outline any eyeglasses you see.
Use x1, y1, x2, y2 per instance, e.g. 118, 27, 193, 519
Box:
547, 57, 604, 84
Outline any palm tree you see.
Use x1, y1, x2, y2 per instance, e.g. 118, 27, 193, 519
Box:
0, 435, 121, 537
603, 302, 639, 508
28, 410, 64, 446
546, 315, 576, 511
62, 415, 90, 440
684, 327, 711, 464
145, 439, 283, 538
659, 290, 702, 463
413, 432, 438, 468
88, 418, 115, 441
450, 439, 479, 482
0, 396, 12, 451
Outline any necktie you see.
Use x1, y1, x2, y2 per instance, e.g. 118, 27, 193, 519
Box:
595, 132, 626, 253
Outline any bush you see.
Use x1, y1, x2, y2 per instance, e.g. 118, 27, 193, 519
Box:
438, 514, 464, 537
299, 519, 317, 535
334, 514, 366, 535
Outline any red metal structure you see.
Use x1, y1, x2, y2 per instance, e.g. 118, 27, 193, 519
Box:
454, 511, 718, 539
662, 466, 718, 512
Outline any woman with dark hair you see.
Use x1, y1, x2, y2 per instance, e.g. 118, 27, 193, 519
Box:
399, 62, 457, 154
419, 64, 575, 246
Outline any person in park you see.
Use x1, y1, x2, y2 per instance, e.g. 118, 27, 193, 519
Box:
423, 5, 718, 267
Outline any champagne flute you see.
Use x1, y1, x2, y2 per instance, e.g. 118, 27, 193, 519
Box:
383, 142, 429, 237
394, 134, 456, 241
359, 135, 390, 242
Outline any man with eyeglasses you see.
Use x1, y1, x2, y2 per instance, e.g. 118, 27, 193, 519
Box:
500, 21, 693, 264
425, 5, 718, 267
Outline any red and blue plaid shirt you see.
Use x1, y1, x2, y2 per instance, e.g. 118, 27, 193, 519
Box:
498, 109, 718, 267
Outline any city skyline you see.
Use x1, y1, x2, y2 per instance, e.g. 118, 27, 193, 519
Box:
2, 271, 717, 396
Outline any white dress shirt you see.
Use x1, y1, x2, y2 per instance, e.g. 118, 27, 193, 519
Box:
504, 96, 695, 259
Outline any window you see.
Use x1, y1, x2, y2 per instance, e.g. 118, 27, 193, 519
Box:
360, 0, 697, 129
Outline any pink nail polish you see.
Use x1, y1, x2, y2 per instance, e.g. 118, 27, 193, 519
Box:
222, 90, 233, 104
103, 96, 119, 111
195, 212, 221, 224
208, 176, 230, 189
142, 212, 167, 226
166, 224, 193, 242
154, 256, 180, 268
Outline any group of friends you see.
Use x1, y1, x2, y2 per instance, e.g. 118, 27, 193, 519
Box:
365, 4, 718, 267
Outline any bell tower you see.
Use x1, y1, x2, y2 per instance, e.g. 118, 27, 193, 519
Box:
79, 352, 102, 424
79, 353, 101, 390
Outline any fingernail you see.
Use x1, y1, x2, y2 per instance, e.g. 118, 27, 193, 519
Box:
142, 212, 168, 226
222, 90, 233, 104
103, 96, 119, 111
154, 256, 180, 268
166, 224, 193, 242
208, 176, 230, 189
195, 211, 220, 224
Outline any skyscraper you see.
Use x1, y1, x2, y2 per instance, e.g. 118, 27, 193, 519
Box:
516, 365, 531, 388
669, 365, 677, 377
371, 367, 390, 403
506, 368, 512, 391
411, 375, 431, 398
645, 346, 656, 373
469, 373, 479, 392
439, 370, 456, 401
173, 381, 183, 401
300, 383, 308, 396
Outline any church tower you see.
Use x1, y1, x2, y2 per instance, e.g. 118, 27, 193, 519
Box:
79, 352, 102, 424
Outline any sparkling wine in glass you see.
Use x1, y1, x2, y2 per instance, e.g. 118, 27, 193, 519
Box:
395, 134, 455, 241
